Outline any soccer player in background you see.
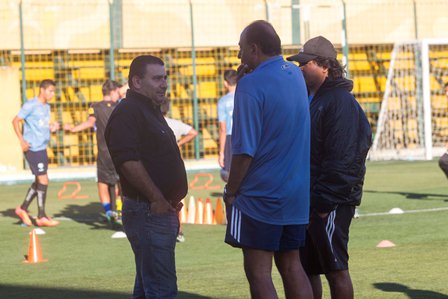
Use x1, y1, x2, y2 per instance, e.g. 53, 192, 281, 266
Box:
287, 36, 372, 299
160, 99, 198, 148
12, 79, 60, 227
64, 79, 121, 223
223, 20, 313, 299
217, 69, 237, 182
160, 98, 197, 242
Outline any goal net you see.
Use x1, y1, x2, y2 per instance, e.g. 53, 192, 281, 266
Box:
370, 39, 448, 161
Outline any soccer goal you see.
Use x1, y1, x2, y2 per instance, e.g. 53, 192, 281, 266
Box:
370, 39, 448, 161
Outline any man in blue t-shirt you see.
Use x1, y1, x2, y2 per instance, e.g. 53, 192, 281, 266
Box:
217, 69, 237, 182
12, 79, 60, 227
223, 20, 312, 298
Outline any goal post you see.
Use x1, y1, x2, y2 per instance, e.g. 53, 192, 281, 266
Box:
370, 39, 448, 161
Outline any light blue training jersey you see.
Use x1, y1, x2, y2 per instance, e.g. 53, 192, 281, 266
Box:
17, 97, 51, 151
231, 56, 310, 225
217, 92, 235, 135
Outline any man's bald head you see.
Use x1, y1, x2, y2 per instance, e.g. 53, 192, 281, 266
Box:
242, 20, 282, 56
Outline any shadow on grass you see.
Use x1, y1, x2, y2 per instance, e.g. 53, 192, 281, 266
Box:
374, 282, 448, 299
0, 284, 212, 299
0, 203, 121, 231
0, 208, 50, 227
0, 208, 22, 226
364, 190, 448, 201
54, 202, 122, 231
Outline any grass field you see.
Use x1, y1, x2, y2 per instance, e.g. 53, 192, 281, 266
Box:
1, 160, 448, 298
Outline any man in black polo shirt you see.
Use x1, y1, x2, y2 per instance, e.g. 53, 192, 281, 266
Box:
105, 55, 188, 299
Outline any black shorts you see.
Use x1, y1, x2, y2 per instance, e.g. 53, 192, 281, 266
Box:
25, 150, 48, 176
97, 154, 119, 185
300, 205, 355, 275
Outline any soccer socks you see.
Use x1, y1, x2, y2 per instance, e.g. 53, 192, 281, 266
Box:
102, 202, 111, 214
36, 183, 48, 218
20, 182, 37, 211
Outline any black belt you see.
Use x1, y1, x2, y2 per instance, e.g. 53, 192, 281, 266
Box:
125, 194, 146, 202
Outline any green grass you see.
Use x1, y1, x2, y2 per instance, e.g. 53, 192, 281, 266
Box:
0, 160, 448, 298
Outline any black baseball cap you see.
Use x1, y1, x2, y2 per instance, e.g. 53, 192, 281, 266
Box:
286, 36, 337, 66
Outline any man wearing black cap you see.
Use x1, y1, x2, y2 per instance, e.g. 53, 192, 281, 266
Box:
287, 36, 372, 299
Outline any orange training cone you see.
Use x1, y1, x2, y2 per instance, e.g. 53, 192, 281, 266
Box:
187, 196, 196, 224
179, 198, 187, 224
195, 198, 203, 224
24, 229, 47, 263
215, 198, 226, 225
203, 198, 214, 225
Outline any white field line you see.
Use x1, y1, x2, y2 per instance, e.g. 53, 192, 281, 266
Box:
358, 207, 448, 217
2, 207, 447, 223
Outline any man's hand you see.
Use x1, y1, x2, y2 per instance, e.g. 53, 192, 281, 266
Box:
218, 152, 225, 168
150, 199, 175, 215
63, 124, 74, 132
223, 194, 236, 205
50, 122, 60, 132
20, 139, 30, 152
223, 185, 236, 205
317, 212, 329, 218
236, 64, 251, 82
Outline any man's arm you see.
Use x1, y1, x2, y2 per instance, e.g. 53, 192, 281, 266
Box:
119, 160, 174, 214
50, 121, 60, 133
218, 121, 227, 168
12, 116, 29, 152
177, 128, 198, 147
223, 154, 252, 205
64, 116, 96, 133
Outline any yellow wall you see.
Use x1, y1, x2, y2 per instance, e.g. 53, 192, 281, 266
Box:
0, 67, 23, 172
1, 0, 448, 50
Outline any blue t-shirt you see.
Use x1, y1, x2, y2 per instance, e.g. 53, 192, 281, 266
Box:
217, 91, 235, 135
231, 56, 310, 225
17, 97, 51, 151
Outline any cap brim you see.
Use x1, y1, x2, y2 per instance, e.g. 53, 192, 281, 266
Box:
286, 53, 318, 66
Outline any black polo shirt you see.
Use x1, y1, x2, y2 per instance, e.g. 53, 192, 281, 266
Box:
105, 89, 188, 203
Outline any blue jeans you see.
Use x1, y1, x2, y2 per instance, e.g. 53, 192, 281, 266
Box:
122, 197, 179, 299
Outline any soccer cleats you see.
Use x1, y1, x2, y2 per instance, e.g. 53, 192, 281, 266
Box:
36, 216, 60, 227
15, 206, 32, 226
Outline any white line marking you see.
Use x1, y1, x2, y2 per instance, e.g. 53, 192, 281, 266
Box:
358, 207, 448, 217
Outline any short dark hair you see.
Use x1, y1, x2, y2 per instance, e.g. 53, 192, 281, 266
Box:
128, 55, 164, 89
244, 20, 282, 56
102, 79, 120, 96
444, 82, 448, 89
39, 79, 56, 89
223, 69, 237, 86
313, 57, 345, 80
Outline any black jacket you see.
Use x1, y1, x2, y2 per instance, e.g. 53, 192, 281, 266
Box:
310, 78, 372, 213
